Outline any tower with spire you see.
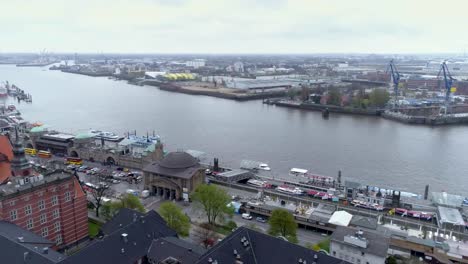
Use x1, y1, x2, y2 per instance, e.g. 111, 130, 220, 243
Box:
10, 127, 32, 177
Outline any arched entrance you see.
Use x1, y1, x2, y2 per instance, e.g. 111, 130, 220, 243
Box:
106, 156, 116, 165
69, 150, 79, 158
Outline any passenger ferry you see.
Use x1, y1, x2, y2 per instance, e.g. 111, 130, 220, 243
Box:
289, 168, 334, 184
351, 200, 384, 211
394, 208, 433, 221
89, 130, 123, 141
247, 179, 271, 188
258, 163, 271, 171
276, 185, 304, 195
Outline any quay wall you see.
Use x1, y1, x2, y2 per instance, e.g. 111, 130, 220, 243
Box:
209, 179, 468, 241
148, 82, 286, 101
274, 101, 382, 116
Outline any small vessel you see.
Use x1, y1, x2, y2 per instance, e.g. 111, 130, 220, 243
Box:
247, 179, 270, 188
394, 208, 433, 221
322, 108, 330, 118
351, 200, 384, 211
276, 185, 304, 195
89, 130, 123, 141
258, 163, 271, 171
289, 168, 334, 184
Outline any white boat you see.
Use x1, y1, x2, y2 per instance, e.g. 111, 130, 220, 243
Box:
258, 163, 271, 171
247, 179, 269, 188
276, 185, 304, 195
89, 129, 123, 141
289, 168, 334, 183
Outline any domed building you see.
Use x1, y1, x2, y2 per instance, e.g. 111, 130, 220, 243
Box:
143, 151, 205, 200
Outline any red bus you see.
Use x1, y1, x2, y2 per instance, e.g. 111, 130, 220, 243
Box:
37, 150, 52, 158
66, 157, 83, 166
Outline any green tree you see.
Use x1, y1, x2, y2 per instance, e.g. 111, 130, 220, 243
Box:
287, 88, 296, 99
300, 86, 310, 101
101, 194, 146, 220
327, 87, 342, 106
369, 88, 390, 107
385, 256, 398, 264
159, 202, 190, 237
192, 184, 233, 225
268, 209, 298, 243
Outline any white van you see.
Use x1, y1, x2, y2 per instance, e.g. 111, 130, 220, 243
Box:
241, 213, 253, 220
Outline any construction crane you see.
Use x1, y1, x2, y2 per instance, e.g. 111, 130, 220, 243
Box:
387, 60, 400, 109
437, 61, 456, 115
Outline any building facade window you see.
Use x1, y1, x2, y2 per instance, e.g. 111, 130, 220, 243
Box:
24, 204, 32, 215
38, 200, 45, 211
55, 234, 62, 245
54, 222, 61, 233
9, 200, 16, 206
51, 195, 58, 206
41, 227, 48, 237
64, 192, 71, 202
52, 208, 60, 219
10, 210, 17, 221
26, 218, 34, 230
40, 213, 47, 224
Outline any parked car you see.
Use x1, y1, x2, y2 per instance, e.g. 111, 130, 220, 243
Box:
205, 169, 212, 175
242, 213, 253, 220
256, 217, 267, 223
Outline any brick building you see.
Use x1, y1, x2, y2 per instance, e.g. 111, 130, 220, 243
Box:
0, 132, 88, 248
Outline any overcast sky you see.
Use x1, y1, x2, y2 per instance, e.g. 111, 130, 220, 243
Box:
1, 0, 468, 54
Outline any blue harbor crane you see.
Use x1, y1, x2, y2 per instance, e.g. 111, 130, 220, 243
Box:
437, 61, 456, 115
387, 60, 400, 109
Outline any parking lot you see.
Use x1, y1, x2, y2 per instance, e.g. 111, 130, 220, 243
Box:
28, 156, 146, 199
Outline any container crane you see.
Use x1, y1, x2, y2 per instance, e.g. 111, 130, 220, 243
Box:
387, 60, 400, 109
437, 61, 456, 115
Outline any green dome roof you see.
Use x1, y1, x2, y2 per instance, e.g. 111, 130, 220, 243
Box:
75, 132, 94, 139
30, 126, 47, 133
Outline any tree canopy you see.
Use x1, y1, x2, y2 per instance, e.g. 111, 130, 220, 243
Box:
369, 88, 390, 107
268, 209, 298, 243
102, 194, 146, 220
159, 202, 190, 237
192, 184, 233, 225
327, 88, 342, 106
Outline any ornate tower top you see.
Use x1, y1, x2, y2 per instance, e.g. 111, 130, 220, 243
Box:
10, 127, 32, 177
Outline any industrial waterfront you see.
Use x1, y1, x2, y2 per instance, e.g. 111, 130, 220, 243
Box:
1, 64, 467, 196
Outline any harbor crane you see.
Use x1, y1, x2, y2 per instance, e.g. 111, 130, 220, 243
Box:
437, 61, 456, 115
387, 60, 400, 109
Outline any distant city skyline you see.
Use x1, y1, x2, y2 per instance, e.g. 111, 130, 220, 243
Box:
1, 0, 468, 54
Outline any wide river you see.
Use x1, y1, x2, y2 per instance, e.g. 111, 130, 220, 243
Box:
0, 64, 467, 195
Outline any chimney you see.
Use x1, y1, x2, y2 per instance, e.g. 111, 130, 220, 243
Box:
42, 247, 48, 254
23, 252, 30, 261
17, 236, 24, 243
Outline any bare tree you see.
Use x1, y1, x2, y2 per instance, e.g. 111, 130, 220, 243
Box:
192, 224, 217, 249
88, 180, 112, 218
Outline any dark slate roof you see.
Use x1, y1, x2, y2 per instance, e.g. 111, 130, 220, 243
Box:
143, 152, 201, 179
61, 210, 177, 264
147, 237, 205, 263
159, 152, 198, 169
350, 215, 378, 230
330, 226, 389, 258
0, 221, 65, 264
101, 208, 145, 235
197, 227, 347, 264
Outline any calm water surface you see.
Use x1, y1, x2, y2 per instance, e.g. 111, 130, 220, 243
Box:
1, 65, 467, 195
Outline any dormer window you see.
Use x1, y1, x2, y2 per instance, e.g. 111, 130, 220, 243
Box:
24, 177, 30, 183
